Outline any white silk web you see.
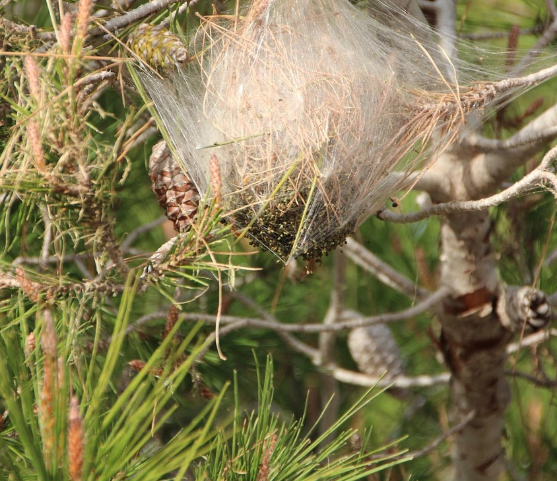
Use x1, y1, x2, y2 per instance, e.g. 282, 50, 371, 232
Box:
138, 0, 512, 261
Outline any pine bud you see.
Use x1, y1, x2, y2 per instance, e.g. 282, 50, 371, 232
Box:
149, 140, 200, 232
128, 23, 189, 71
209, 154, 222, 209
68, 397, 84, 481
25, 332, 36, 358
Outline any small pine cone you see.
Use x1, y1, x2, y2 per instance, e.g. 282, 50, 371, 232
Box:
497, 286, 552, 333
149, 140, 200, 232
346, 310, 408, 399
128, 23, 189, 71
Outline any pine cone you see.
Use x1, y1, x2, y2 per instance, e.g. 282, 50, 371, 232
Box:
497, 286, 552, 333
346, 310, 408, 399
149, 140, 199, 232
128, 23, 189, 71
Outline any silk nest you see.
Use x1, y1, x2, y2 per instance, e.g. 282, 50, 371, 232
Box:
139, 0, 498, 261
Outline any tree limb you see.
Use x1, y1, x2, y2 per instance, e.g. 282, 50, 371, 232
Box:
379, 144, 557, 224
511, 15, 557, 75
187, 288, 447, 333
344, 237, 429, 299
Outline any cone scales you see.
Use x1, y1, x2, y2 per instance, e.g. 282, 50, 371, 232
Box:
149, 140, 200, 232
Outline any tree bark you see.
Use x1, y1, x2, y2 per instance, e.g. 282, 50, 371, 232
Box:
437, 207, 512, 480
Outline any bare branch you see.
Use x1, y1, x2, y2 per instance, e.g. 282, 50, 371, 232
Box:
511, 17, 557, 75
379, 144, 557, 223
12, 255, 69, 271
91, 0, 200, 38
465, 102, 557, 153
192, 305, 452, 389
124, 311, 168, 336
417, 1, 437, 10
434, 0, 457, 67
546, 0, 557, 20
159, 1, 199, 28
460, 29, 541, 41
369, 409, 476, 462
76, 70, 116, 87
506, 328, 557, 353
230, 290, 321, 361
417, 63, 557, 118
344, 237, 429, 298
331, 366, 450, 388
506, 369, 557, 388
122, 215, 167, 249
38, 0, 183, 42
465, 125, 557, 151
189, 288, 447, 333
406, 409, 475, 458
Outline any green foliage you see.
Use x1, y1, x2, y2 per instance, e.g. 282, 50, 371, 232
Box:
1, 1, 557, 480
0, 277, 226, 481
195, 357, 406, 481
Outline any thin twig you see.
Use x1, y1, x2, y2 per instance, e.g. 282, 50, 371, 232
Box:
546, 0, 557, 20
344, 237, 429, 299
12, 247, 145, 268
76, 70, 116, 87
368, 410, 476, 461
506, 369, 557, 388
506, 328, 557, 353
331, 367, 450, 388
119, 126, 157, 158
123, 311, 168, 337
122, 215, 167, 249
511, 16, 557, 75
188, 300, 452, 388
460, 29, 541, 41
13, 254, 85, 267
417, 0, 437, 10
93, 0, 176, 35
186, 288, 447, 333
39, 0, 182, 41
379, 144, 557, 224
465, 124, 557, 151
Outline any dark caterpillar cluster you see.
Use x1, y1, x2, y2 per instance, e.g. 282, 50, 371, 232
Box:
227, 184, 355, 261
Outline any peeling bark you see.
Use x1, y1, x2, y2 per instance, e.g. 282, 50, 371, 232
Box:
435, 203, 510, 480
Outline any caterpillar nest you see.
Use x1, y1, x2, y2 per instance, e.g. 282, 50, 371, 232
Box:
137, 0, 501, 261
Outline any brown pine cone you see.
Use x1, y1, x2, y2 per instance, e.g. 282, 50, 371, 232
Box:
128, 23, 189, 71
149, 140, 199, 232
